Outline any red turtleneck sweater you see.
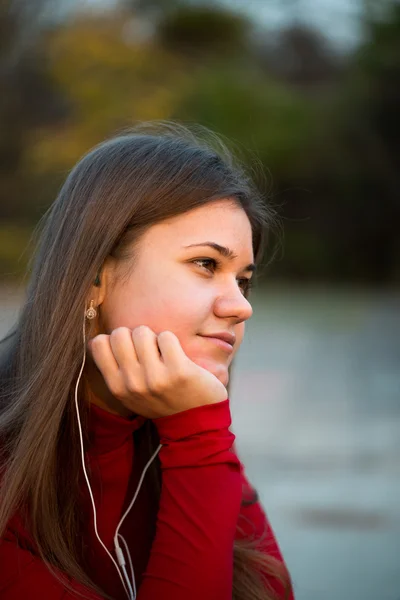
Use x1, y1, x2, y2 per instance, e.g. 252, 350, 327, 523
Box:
0, 399, 294, 599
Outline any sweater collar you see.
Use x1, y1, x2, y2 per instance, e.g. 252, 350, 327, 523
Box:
87, 402, 147, 455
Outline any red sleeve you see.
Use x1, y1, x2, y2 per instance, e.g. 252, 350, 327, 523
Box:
1, 400, 294, 600
138, 398, 242, 600
0, 539, 103, 599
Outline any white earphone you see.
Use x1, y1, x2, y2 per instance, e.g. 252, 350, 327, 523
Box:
74, 308, 162, 599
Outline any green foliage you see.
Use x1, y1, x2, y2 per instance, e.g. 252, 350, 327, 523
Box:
158, 4, 250, 56
176, 66, 313, 176
21, 14, 188, 178
0, 0, 398, 283
0, 224, 33, 279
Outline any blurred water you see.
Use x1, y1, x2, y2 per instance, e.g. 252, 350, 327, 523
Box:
1, 284, 399, 600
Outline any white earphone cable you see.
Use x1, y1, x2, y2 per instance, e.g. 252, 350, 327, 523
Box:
75, 315, 133, 598
113, 441, 162, 598
75, 310, 162, 599
114, 442, 162, 544
118, 533, 136, 599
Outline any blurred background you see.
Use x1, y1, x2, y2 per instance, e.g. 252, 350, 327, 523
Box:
0, 0, 399, 598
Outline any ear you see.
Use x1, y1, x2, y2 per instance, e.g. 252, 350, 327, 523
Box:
87, 257, 115, 308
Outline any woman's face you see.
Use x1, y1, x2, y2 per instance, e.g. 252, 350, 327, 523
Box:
100, 199, 255, 387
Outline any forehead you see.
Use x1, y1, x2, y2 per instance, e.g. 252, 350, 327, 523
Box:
144, 200, 254, 254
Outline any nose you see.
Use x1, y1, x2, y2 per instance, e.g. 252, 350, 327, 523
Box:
213, 282, 253, 323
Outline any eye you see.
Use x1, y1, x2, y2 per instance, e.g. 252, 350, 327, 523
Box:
238, 278, 253, 297
192, 258, 253, 298
192, 258, 218, 272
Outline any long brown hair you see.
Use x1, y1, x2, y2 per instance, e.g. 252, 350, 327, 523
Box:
0, 122, 290, 599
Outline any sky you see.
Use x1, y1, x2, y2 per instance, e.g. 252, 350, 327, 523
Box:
219, 0, 365, 50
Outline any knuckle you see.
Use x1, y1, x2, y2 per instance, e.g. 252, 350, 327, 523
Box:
158, 330, 175, 346
124, 379, 136, 395
90, 334, 107, 352
172, 365, 187, 385
132, 325, 150, 336
110, 327, 130, 340
158, 330, 172, 340
146, 374, 166, 395
108, 379, 126, 399
126, 375, 146, 396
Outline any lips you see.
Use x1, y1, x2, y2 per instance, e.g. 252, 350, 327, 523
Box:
200, 331, 236, 347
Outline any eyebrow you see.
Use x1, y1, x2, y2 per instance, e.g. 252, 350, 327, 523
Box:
183, 242, 256, 273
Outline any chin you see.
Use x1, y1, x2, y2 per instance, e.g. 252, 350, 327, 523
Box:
210, 369, 229, 387
191, 356, 229, 386
219, 372, 229, 387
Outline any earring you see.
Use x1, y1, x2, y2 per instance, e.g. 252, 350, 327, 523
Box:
85, 300, 97, 320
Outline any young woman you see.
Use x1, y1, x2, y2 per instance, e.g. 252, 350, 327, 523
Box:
0, 123, 294, 600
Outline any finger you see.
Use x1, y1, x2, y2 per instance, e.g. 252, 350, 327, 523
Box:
109, 327, 140, 377
131, 325, 164, 373
89, 334, 124, 396
156, 330, 188, 371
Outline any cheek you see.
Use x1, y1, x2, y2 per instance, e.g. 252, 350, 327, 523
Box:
102, 276, 210, 340
154, 286, 210, 339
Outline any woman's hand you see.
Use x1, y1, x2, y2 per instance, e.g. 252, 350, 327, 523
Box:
87, 326, 228, 419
